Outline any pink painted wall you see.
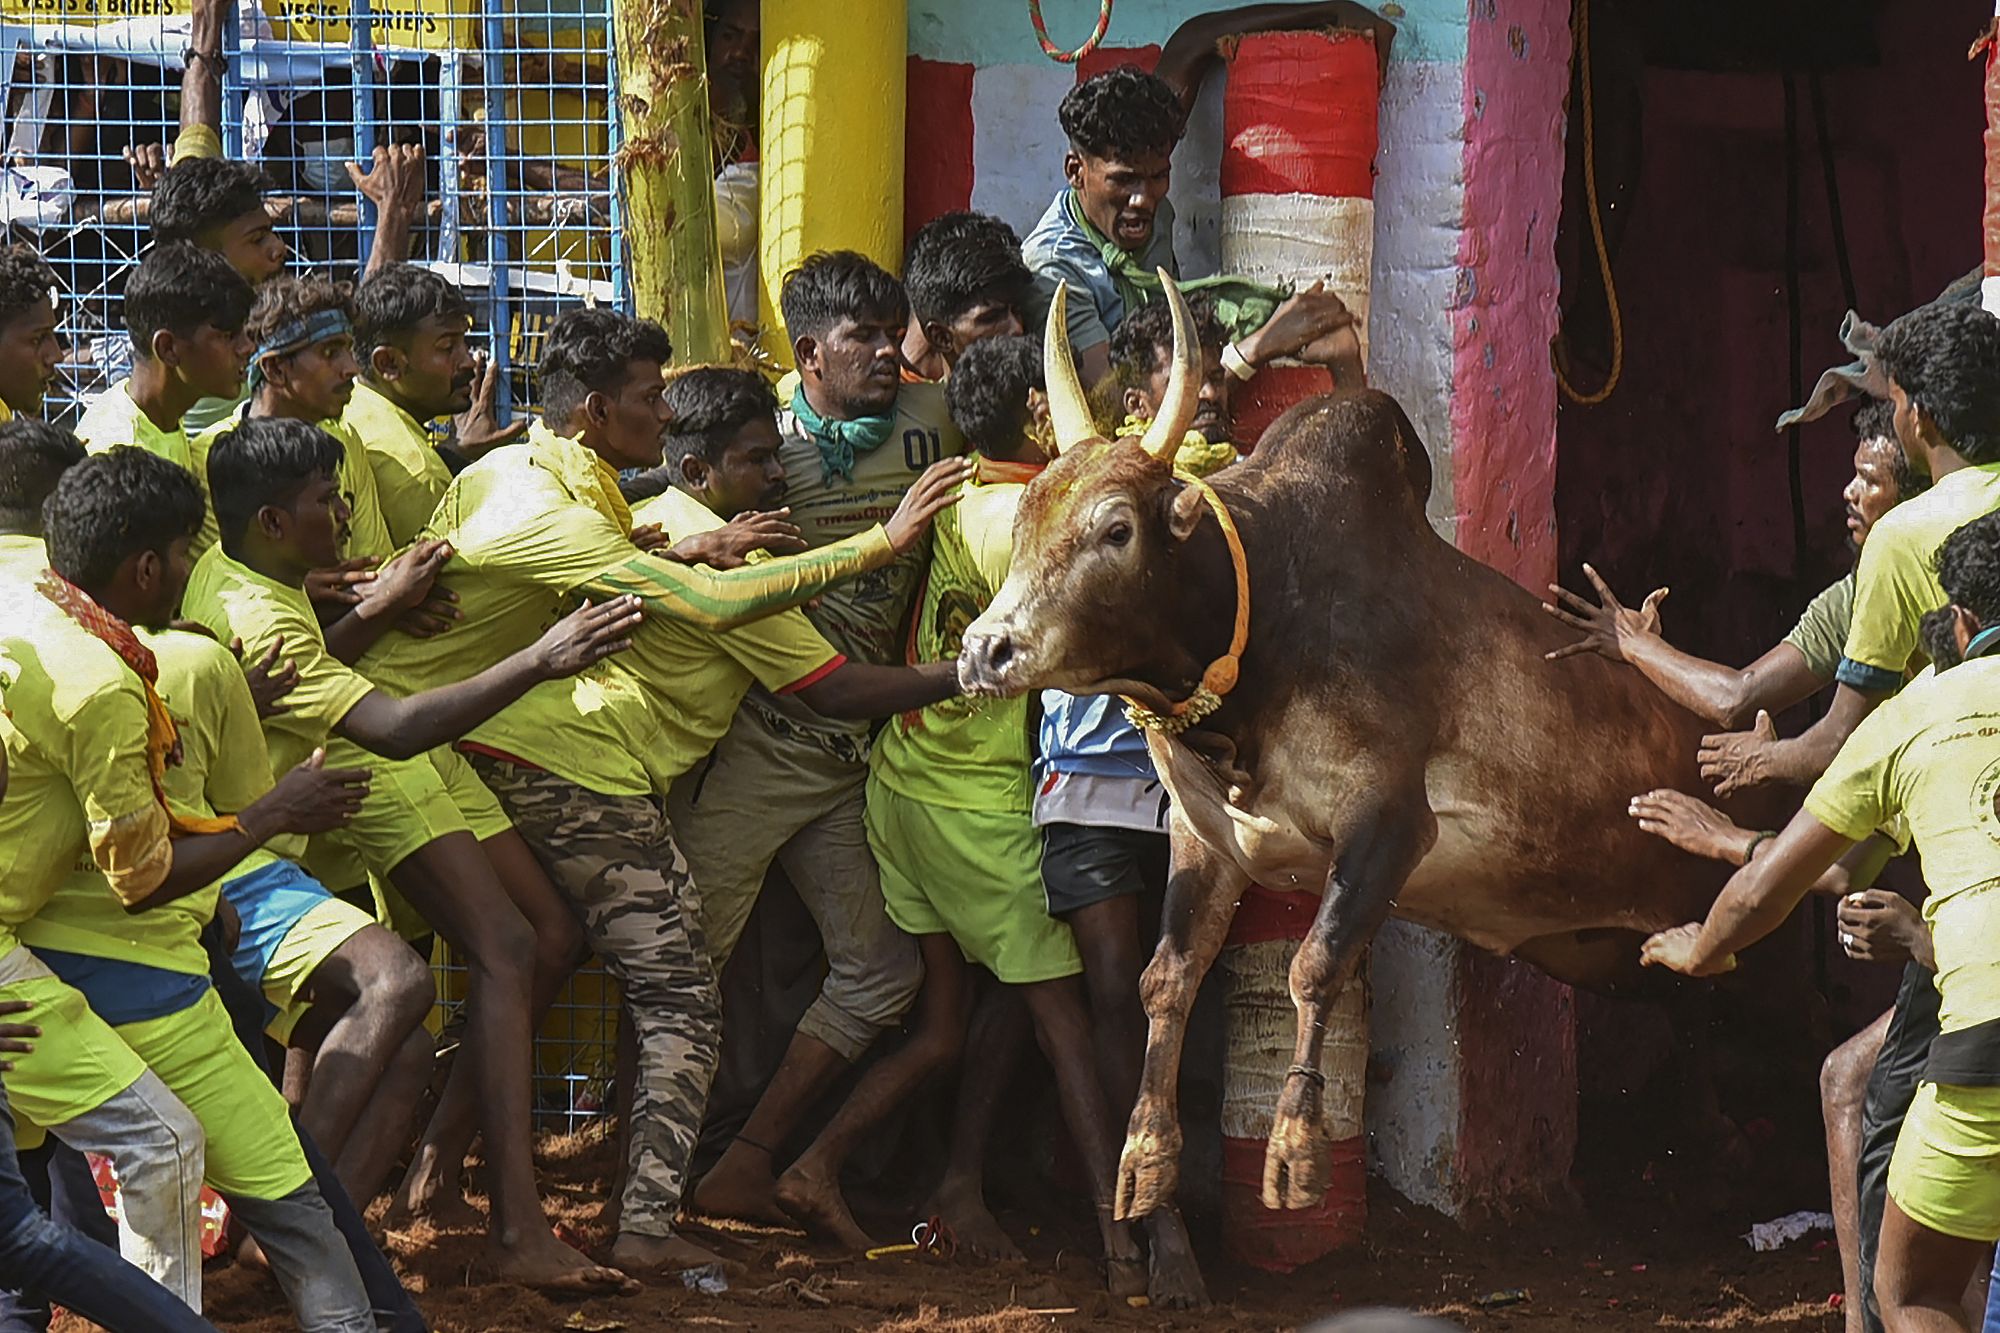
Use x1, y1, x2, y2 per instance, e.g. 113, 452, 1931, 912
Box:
1446, 0, 1578, 1203
1453, 0, 1569, 588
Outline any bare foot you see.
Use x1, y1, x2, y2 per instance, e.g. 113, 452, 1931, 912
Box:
924, 1178, 1021, 1263
773, 1162, 873, 1252
689, 1145, 792, 1227
389, 1145, 482, 1230
607, 1230, 732, 1275
492, 1231, 637, 1295
1143, 1209, 1209, 1309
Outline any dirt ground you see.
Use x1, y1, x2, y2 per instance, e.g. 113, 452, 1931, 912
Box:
60, 1123, 1846, 1333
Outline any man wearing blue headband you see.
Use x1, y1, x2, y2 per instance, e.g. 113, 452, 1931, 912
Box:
192, 275, 451, 632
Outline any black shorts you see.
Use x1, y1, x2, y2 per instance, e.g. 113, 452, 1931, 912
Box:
1039, 822, 1171, 918
1856, 961, 1944, 1333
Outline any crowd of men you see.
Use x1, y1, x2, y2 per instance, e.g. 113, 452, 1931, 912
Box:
2, 0, 1999, 1331
0, 0, 1380, 1324
1546, 291, 2000, 1333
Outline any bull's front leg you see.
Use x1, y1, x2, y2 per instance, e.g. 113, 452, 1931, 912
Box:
1265, 799, 1435, 1210
1115, 816, 1249, 1222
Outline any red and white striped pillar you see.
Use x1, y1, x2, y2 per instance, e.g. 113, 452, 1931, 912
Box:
1211, 29, 1381, 1270
1219, 28, 1380, 445
1215, 887, 1369, 1270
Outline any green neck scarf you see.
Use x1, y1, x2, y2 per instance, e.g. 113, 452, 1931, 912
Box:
1065, 190, 1289, 343
792, 384, 896, 486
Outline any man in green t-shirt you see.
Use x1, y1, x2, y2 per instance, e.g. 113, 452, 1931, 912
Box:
346, 265, 525, 548
611, 367, 967, 1243
193, 273, 451, 624
187, 416, 642, 1295
0, 247, 64, 426
15, 447, 381, 1327
869, 337, 1148, 1295
1642, 510, 2000, 1331
1693, 305, 2000, 796
75, 244, 251, 559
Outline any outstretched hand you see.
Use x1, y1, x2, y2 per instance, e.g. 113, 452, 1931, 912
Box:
1544, 563, 1666, 663
1837, 889, 1932, 969
666, 509, 805, 569
359, 540, 452, 622
533, 596, 644, 679
239, 635, 299, 718
885, 458, 978, 555
242, 748, 371, 841
1627, 788, 1754, 866
452, 352, 528, 457
0, 998, 38, 1072
345, 143, 426, 223
1243, 281, 1354, 366
123, 142, 167, 192
305, 556, 379, 610
1698, 710, 1780, 798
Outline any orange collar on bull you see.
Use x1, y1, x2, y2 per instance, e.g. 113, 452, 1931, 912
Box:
1121, 471, 1250, 736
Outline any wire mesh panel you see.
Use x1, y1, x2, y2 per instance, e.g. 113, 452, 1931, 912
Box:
0, 0, 627, 424
1, 0, 631, 1118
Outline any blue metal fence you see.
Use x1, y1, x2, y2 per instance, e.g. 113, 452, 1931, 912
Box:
1, 0, 631, 1123
0, 0, 628, 427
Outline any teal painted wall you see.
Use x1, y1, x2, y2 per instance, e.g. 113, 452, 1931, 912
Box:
906, 0, 1469, 65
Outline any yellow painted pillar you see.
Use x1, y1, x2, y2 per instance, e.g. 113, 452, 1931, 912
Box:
756, 0, 907, 365
613, 0, 731, 364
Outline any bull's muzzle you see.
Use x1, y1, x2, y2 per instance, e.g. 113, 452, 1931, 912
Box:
957, 625, 1022, 697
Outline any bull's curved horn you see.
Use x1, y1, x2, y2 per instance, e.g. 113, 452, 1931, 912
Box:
1138, 270, 1200, 462
1044, 281, 1095, 456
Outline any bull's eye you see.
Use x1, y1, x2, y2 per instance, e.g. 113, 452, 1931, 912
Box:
1105, 520, 1133, 547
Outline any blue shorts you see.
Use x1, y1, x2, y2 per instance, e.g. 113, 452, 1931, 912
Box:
222, 859, 336, 1004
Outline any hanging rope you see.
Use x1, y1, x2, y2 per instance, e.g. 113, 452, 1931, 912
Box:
1552, 0, 1623, 406
1029, 0, 1115, 65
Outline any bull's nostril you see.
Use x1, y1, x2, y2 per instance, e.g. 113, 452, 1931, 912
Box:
985, 636, 1015, 672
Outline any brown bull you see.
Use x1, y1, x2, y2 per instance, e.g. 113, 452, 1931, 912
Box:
958, 277, 1750, 1223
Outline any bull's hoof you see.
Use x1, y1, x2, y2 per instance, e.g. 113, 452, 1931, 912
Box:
1261, 1108, 1331, 1210
1114, 1125, 1183, 1221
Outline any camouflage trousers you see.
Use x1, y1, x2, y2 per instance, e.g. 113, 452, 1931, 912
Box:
468, 755, 720, 1240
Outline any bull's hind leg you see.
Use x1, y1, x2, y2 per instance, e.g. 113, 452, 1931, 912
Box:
1115, 820, 1249, 1222
1266, 803, 1433, 1210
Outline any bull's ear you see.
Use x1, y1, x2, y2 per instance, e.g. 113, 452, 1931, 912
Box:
1169, 482, 1207, 543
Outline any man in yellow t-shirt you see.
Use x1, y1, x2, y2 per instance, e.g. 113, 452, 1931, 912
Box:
347, 264, 526, 546
0, 249, 64, 425
1643, 508, 2000, 1327
818, 337, 1136, 1291
1699, 304, 2000, 797
76, 244, 253, 560
5, 447, 380, 1323
185, 415, 639, 1295
362, 308, 963, 1275
192, 276, 394, 570
28, 604, 432, 1216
